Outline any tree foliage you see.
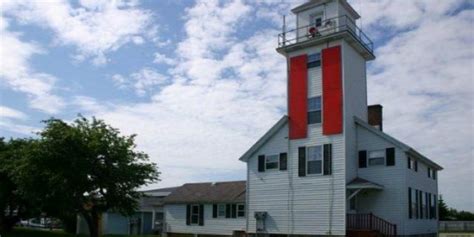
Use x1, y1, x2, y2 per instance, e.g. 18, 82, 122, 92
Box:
439, 195, 474, 221
1, 116, 159, 236
0, 138, 39, 233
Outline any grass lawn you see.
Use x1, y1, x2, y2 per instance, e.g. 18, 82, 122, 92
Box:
2, 228, 160, 237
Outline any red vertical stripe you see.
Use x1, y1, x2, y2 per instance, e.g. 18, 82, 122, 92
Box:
322, 46, 343, 135
289, 54, 308, 139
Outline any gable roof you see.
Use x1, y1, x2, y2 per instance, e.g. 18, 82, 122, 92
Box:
347, 177, 383, 190
163, 181, 246, 204
354, 116, 443, 170
239, 116, 288, 162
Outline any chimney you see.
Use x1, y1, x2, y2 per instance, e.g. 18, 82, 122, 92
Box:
368, 104, 383, 131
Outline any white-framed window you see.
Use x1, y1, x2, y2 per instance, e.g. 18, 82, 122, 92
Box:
368, 150, 385, 166
307, 145, 323, 175
308, 96, 322, 124
265, 154, 279, 170
310, 13, 323, 27
191, 204, 200, 225
237, 204, 245, 217
218, 204, 226, 218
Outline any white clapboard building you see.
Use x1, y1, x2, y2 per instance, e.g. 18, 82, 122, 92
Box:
162, 0, 442, 236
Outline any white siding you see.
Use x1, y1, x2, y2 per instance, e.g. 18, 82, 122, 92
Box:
356, 125, 407, 232
307, 66, 321, 98
164, 204, 245, 236
247, 123, 290, 234
342, 40, 368, 183
247, 40, 348, 236
247, 123, 347, 236
355, 125, 439, 235
404, 157, 439, 235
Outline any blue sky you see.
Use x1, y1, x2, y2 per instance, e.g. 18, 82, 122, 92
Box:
1, 0, 473, 211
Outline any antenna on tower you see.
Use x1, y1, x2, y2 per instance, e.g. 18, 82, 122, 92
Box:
282, 14, 287, 46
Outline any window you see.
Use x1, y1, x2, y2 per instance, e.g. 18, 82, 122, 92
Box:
425, 192, 430, 219
421, 191, 426, 219
191, 205, 200, 224
411, 189, 418, 219
237, 204, 245, 217
308, 96, 322, 124
218, 204, 226, 217
368, 150, 385, 166
408, 157, 416, 171
307, 145, 323, 175
428, 167, 431, 178
265, 155, 279, 170
431, 195, 437, 219
307, 53, 321, 68
433, 170, 436, 180
311, 14, 323, 27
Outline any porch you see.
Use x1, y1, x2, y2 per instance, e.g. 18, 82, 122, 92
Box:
346, 178, 397, 237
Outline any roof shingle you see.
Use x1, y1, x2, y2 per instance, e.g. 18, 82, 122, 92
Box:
163, 181, 246, 204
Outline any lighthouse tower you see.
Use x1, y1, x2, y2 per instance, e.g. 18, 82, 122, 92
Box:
242, 0, 376, 236
274, 0, 375, 235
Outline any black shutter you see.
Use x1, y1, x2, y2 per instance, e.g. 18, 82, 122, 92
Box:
298, 147, 306, 177
386, 147, 395, 166
408, 157, 411, 169
434, 195, 437, 219
212, 204, 217, 218
358, 150, 367, 168
199, 204, 204, 226
414, 160, 418, 171
323, 144, 332, 175
231, 204, 237, 218
258, 155, 265, 172
226, 204, 231, 218
428, 168, 431, 178
408, 188, 412, 219
279, 153, 287, 171
186, 205, 191, 225
433, 170, 437, 180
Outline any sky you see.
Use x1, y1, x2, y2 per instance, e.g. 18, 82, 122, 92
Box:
0, 0, 473, 211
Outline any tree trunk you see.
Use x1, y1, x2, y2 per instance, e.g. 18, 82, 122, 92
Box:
83, 212, 100, 237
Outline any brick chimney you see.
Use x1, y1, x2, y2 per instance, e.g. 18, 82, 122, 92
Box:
368, 104, 383, 131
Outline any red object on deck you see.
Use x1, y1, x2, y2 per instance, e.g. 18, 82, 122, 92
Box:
288, 54, 308, 139
322, 46, 343, 135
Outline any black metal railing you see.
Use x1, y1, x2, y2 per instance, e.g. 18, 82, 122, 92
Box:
278, 15, 373, 54
347, 213, 397, 236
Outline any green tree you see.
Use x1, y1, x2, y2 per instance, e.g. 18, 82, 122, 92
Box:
438, 195, 450, 220
0, 138, 38, 233
18, 116, 159, 237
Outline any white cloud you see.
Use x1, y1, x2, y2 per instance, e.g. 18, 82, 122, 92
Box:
0, 17, 65, 114
351, 0, 474, 211
0, 106, 27, 120
112, 68, 168, 96
153, 52, 176, 65
0, 120, 39, 136
2, 0, 155, 65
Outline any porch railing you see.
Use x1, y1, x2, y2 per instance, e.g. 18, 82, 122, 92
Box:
278, 15, 374, 54
347, 213, 397, 236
